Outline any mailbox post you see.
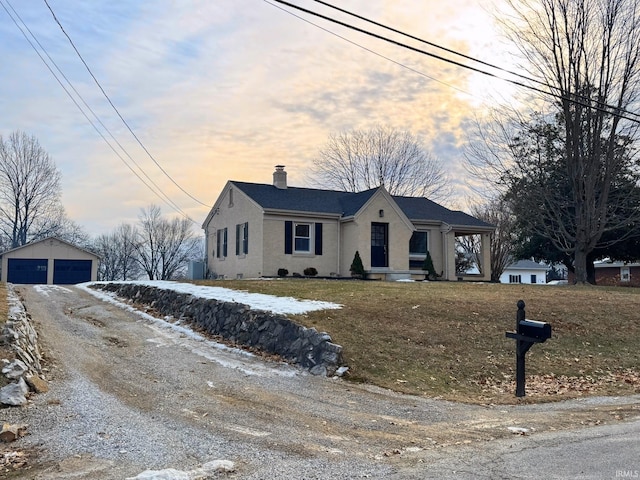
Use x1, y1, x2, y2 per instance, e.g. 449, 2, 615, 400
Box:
505, 300, 552, 397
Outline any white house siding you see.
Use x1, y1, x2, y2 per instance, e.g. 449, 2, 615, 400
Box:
205, 185, 264, 279
262, 214, 340, 277
499, 263, 548, 284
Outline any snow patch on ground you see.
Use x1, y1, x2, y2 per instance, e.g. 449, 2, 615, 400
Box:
33, 285, 72, 297
82, 280, 342, 315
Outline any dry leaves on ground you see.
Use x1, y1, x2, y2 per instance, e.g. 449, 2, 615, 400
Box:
475, 368, 640, 397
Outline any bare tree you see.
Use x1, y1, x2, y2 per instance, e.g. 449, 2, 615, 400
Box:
0, 131, 63, 248
135, 205, 201, 280
309, 126, 452, 201
468, 0, 640, 284
94, 232, 122, 281
116, 223, 141, 280
92, 223, 141, 281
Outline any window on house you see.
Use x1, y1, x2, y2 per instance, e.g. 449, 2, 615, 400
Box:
409, 231, 428, 255
216, 228, 227, 258
621, 266, 630, 282
236, 222, 248, 255
228, 188, 234, 207
509, 274, 521, 284
294, 223, 311, 253
284, 221, 322, 255
409, 231, 428, 269
531, 274, 537, 284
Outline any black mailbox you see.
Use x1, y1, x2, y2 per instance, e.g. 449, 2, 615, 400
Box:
505, 300, 553, 397
519, 319, 552, 342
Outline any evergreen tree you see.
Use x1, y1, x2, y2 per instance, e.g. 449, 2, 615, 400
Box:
350, 251, 366, 278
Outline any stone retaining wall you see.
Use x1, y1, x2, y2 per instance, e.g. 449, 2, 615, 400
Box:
1, 285, 48, 407
91, 283, 343, 376
2, 286, 43, 375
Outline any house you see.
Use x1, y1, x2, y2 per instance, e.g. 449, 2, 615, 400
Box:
0, 237, 100, 285
202, 166, 494, 281
593, 260, 640, 287
500, 259, 549, 284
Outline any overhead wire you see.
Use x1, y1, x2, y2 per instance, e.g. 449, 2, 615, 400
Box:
0, 0, 197, 223
311, 0, 640, 122
264, 0, 474, 98
42, 0, 212, 208
311, 1, 554, 90
271, 0, 640, 125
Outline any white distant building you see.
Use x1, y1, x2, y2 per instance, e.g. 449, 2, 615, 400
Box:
500, 260, 548, 284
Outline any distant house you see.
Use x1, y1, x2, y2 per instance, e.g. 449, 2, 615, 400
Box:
500, 259, 548, 284
202, 166, 495, 281
0, 237, 100, 285
593, 260, 640, 287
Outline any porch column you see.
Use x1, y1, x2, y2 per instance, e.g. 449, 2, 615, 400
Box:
441, 225, 455, 281
481, 232, 491, 281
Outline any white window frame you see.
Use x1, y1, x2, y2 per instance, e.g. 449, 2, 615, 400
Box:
216, 228, 227, 259
236, 222, 248, 256
294, 222, 312, 254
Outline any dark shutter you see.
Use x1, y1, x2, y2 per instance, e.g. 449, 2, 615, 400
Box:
244, 222, 249, 254
285, 221, 293, 254
236, 224, 241, 255
314, 223, 323, 255
223, 228, 228, 257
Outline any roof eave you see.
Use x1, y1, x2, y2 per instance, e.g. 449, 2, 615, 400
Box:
263, 208, 342, 220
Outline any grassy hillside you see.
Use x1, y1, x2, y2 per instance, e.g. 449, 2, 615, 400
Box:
197, 279, 640, 404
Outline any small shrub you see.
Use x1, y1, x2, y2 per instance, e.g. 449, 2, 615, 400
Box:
303, 267, 318, 276
422, 251, 440, 280
277, 268, 289, 277
350, 251, 366, 278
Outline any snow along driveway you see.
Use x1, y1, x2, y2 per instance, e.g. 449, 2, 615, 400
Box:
3, 284, 640, 479
81, 279, 343, 315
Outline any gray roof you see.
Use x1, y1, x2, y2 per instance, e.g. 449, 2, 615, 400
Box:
506, 259, 549, 270
392, 195, 493, 227
232, 181, 493, 228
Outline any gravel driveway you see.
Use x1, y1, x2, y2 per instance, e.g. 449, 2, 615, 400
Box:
2, 285, 639, 479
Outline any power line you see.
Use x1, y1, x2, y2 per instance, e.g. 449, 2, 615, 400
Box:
311, 0, 553, 90
271, 0, 640, 125
264, 0, 474, 98
312, 0, 640, 122
0, 0, 197, 223
2, 0, 193, 221
43, 0, 213, 208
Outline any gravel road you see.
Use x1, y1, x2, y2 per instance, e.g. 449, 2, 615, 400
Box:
2, 284, 639, 479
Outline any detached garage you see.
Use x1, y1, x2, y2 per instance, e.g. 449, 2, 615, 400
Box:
1, 237, 99, 285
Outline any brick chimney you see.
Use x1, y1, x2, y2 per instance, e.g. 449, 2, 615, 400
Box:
273, 165, 287, 189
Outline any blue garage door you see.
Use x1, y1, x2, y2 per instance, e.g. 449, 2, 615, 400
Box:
7, 258, 48, 284
53, 259, 92, 284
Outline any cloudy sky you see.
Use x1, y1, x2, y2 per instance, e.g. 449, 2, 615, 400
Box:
0, 0, 519, 236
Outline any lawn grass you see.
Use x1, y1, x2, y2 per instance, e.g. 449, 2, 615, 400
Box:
197, 278, 640, 404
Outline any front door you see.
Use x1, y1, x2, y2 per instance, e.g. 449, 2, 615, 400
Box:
371, 222, 388, 268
